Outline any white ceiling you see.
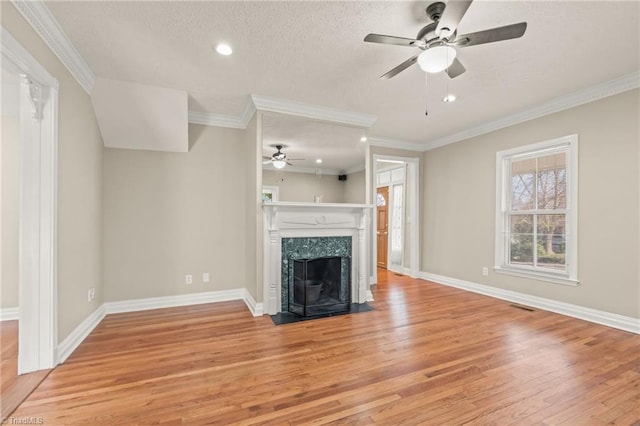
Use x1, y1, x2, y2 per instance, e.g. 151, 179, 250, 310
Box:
45, 0, 639, 159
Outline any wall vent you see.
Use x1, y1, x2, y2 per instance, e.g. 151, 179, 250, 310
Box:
510, 304, 535, 312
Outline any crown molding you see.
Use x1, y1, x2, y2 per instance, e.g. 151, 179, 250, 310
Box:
188, 110, 245, 129
264, 165, 344, 176
251, 95, 377, 128
1, 27, 58, 89
188, 98, 257, 129
368, 136, 425, 152
424, 71, 640, 151
240, 99, 257, 127
344, 164, 366, 175
11, 0, 95, 94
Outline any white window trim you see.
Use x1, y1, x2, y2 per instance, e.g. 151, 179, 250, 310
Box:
494, 134, 579, 286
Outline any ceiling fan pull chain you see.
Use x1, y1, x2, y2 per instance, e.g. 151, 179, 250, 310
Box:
445, 48, 450, 100
424, 73, 429, 116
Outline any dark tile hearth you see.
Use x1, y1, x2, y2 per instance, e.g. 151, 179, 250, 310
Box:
269, 303, 374, 326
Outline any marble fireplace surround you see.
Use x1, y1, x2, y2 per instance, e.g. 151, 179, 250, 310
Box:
262, 202, 374, 315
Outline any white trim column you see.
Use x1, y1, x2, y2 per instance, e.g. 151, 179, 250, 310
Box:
357, 210, 368, 302
3, 26, 58, 373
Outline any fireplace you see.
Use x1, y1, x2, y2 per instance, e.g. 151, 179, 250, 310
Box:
289, 256, 351, 317
262, 202, 373, 316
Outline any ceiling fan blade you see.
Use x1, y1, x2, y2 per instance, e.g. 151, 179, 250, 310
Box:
286, 161, 294, 166
364, 33, 424, 48
262, 160, 272, 165
436, 0, 473, 39
380, 55, 419, 79
445, 57, 466, 78
457, 22, 527, 47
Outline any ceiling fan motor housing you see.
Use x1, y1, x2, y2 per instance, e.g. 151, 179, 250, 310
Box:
426, 2, 445, 22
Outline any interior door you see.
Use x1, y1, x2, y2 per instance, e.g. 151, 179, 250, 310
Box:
376, 186, 389, 269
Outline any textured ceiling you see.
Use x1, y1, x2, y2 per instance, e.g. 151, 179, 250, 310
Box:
46, 1, 639, 153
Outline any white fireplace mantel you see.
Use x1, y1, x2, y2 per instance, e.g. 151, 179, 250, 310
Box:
262, 202, 374, 315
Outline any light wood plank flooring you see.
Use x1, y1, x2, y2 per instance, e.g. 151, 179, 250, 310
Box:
9, 270, 640, 424
1, 320, 51, 422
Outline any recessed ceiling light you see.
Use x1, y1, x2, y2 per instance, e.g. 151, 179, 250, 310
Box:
443, 94, 456, 103
360, 136, 367, 143
316, 159, 322, 164
215, 43, 233, 56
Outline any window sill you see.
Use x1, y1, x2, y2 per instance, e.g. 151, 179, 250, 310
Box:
493, 267, 579, 287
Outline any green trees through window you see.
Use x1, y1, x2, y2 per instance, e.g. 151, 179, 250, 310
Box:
508, 152, 567, 271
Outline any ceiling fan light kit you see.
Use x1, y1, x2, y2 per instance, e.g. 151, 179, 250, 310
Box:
263, 144, 305, 169
272, 159, 287, 169
417, 45, 456, 73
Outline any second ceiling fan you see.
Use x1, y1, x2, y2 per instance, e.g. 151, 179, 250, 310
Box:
364, 0, 527, 80
262, 145, 304, 169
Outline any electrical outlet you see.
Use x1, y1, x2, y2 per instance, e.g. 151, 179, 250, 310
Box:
203, 272, 210, 283
482, 267, 489, 277
87, 288, 95, 302
185, 274, 193, 285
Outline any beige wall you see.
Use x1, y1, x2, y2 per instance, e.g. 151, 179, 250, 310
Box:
2, 3, 104, 342
1, 115, 20, 308
343, 170, 366, 204
103, 125, 248, 301
422, 89, 640, 318
262, 170, 347, 203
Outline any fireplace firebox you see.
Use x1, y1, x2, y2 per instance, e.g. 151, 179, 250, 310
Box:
289, 256, 351, 317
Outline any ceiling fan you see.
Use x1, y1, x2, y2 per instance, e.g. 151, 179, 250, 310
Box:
262, 145, 303, 169
364, 0, 527, 98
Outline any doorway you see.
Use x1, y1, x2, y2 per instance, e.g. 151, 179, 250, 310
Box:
371, 155, 419, 284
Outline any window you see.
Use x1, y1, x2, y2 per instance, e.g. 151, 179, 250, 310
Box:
262, 186, 279, 203
390, 183, 404, 265
495, 135, 578, 285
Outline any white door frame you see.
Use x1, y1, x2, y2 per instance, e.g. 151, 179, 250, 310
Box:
2, 27, 58, 373
371, 155, 420, 284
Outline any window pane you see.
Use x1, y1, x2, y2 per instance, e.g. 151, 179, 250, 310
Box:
537, 152, 566, 210
510, 214, 533, 234
511, 158, 536, 210
376, 192, 386, 207
536, 214, 565, 236
537, 214, 566, 270
390, 185, 403, 265
537, 234, 566, 270
510, 234, 534, 266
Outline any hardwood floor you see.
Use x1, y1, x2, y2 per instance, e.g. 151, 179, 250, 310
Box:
1, 320, 51, 422
9, 270, 640, 425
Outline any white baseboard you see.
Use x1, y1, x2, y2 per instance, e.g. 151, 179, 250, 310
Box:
0, 307, 19, 321
242, 290, 264, 317
57, 288, 261, 365
418, 271, 640, 334
403, 267, 418, 278
104, 288, 246, 314
366, 290, 374, 302
57, 305, 106, 363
